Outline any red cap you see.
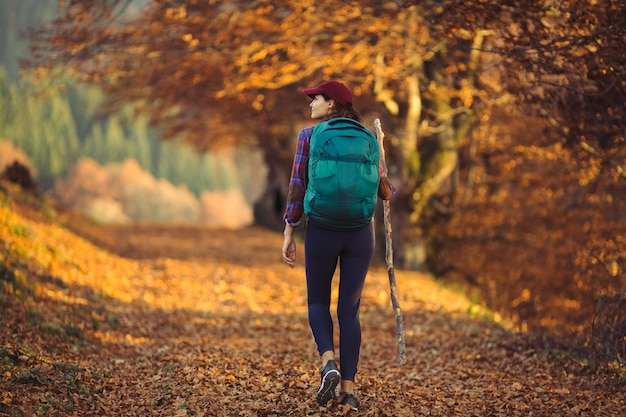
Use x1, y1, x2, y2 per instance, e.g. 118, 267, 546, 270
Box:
302, 81, 352, 107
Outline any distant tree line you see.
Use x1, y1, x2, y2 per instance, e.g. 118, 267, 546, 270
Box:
0, 0, 260, 200
0, 67, 263, 200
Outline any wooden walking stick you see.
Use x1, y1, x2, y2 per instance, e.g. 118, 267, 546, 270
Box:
374, 118, 407, 366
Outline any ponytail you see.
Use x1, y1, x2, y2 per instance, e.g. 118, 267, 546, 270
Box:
344, 102, 362, 123
322, 96, 362, 123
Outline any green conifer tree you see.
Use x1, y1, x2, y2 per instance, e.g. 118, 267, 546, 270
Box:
102, 116, 127, 164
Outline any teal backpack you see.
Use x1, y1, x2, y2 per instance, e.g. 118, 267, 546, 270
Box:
304, 117, 380, 230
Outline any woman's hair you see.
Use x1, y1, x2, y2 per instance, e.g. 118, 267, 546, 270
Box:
321, 94, 362, 123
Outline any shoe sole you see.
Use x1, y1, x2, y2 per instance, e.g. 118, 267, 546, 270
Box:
316, 369, 340, 404
343, 403, 358, 412
340, 394, 359, 411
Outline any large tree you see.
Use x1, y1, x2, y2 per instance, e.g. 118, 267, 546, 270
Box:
425, 0, 626, 361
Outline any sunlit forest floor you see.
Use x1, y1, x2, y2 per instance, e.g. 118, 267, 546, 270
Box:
1, 184, 624, 416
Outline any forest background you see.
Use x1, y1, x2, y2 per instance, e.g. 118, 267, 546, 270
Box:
0, 0, 264, 227
1, 0, 625, 371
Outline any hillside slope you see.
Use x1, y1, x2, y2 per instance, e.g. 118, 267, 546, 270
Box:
0, 183, 623, 416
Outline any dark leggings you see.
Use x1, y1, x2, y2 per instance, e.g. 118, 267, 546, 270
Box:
305, 220, 374, 382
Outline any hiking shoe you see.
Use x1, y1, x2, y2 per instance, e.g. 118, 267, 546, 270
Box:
316, 359, 340, 405
340, 392, 359, 412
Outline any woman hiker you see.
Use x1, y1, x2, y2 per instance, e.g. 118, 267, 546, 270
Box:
282, 80, 393, 411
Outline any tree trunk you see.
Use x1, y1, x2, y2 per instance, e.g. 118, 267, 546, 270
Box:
394, 69, 430, 270
397, 31, 490, 270
253, 162, 289, 230
252, 124, 294, 230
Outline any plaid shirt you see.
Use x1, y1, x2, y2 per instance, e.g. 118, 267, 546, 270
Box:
283, 126, 314, 226
283, 125, 393, 227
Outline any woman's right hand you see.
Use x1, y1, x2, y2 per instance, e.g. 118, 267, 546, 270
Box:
282, 225, 296, 268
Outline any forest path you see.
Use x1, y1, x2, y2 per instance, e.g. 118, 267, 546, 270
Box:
0, 197, 623, 416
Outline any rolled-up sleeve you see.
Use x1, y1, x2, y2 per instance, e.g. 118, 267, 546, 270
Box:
377, 156, 395, 200
378, 175, 395, 200
283, 127, 313, 226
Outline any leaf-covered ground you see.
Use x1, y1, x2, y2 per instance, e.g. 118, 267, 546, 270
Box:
0, 188, 624, 416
